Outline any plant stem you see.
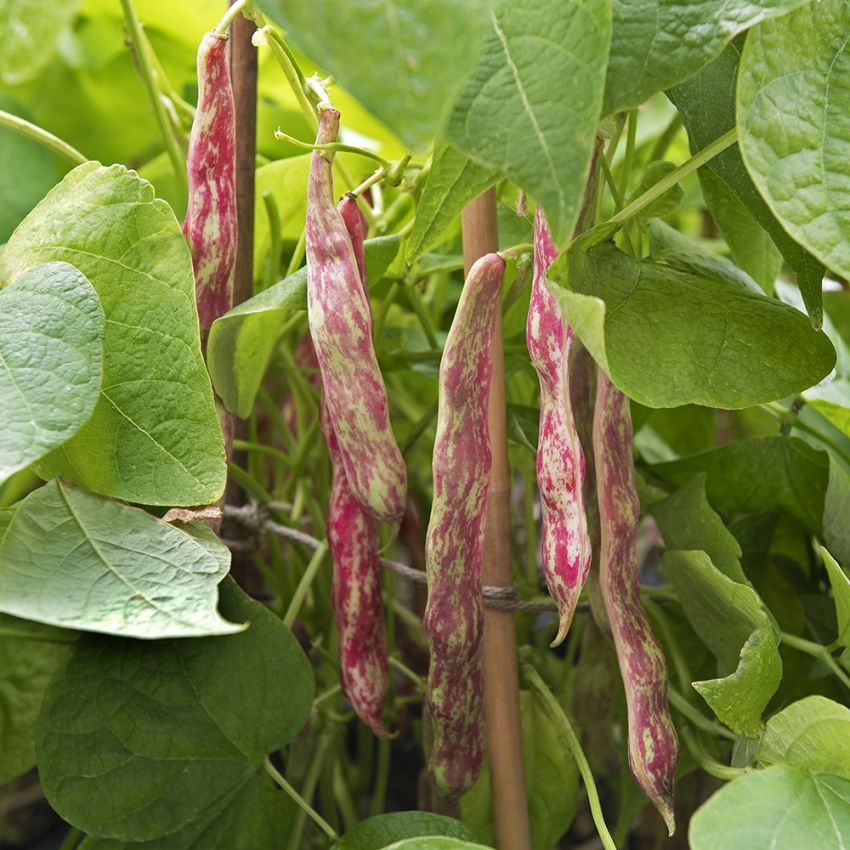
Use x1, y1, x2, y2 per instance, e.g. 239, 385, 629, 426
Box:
261, 25, 319, 132
761, 402, 850, 468
523, 664, 618, 850
0, 628, 76, 643
618, 108, 638, 204
609, 127, 737, 226
403, 281, 440, 350
214, 0, 248, 37
119, 0, 187, 195
265, 757, 338, 842
0, 109, 87, 165
287, 227, 308, 276
283, 540, 329, 628
261, 189, 282, 287
58, 828, 82, 850
680, 728, 747, 782
667, 686, 735, 741
370, 736, 392, 816
389, 655, 424, 689
781, 631, 850, 692
274, 129, 392, 169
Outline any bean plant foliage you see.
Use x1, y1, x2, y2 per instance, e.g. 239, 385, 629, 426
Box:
2, 0, 850, 848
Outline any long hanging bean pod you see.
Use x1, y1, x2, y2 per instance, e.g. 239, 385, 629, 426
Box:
594, 370, 678, 834
527, 207, 592, 646
306, 108, 407, 524
423, 251, 506, 799
183, 32, 237, 346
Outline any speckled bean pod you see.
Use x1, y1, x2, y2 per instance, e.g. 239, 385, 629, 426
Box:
423, 251, 506, 799
183, 32, 237, 346
306, 108, 406, 524
594, 370, 678, 834
527, 207, 592, 646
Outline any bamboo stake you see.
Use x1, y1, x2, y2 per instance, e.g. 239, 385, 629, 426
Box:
461, 191, 531, 850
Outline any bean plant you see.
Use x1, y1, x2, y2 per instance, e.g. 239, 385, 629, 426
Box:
1, 1, 850, 849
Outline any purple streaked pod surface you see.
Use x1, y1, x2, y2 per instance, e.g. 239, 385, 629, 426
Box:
183, 32, 237, 348
527, 207, 592, 646
594, 370, 678, 834
338, 194, 367, 286
306, 108, 407, 524
423, 251, 506, 799
320, 394, 390, 738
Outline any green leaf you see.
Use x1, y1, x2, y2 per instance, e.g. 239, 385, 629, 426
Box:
78, 778, 293, 850
690, 765, 850, 850
758, 696, 850, 781
824, 459, 850, 567
337, 813, 477, 850
0, 0, 81, 85
407, 141, 500, 263
662, 550, 781, 735
822, 549, 850, 651
605, 0, 811, 116
0, 479, 243, 638
253, 0, 491, 151
445, 0, 611, 245
461, 689, 579, 850
0, 613, 75, 783
651, 475, 746, 583
669, 39, 824, 325
652, 437, 828, 535
37, 579, 314, 842
738, 0, 850, 294
381, 841, 492, 850
0, 162, 225, 506
698, 167, 782, 295
804, 381, 850, 442
0, 96, 64, 242
209, 235, 400, 418
549, 243, 834, 408
0, 262, 103, 484
647, 218, 761, 294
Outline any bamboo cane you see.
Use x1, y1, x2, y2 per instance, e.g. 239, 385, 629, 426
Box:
461, 191, 531, 850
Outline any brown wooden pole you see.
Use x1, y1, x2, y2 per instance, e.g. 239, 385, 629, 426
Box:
461, 190, 531, 850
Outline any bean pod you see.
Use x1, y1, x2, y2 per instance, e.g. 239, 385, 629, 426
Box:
594, 370, 678, 834
423, 252, 506, 799
527, 207, 592, 646
183, 32, 237, 346
306, 108, 406, 524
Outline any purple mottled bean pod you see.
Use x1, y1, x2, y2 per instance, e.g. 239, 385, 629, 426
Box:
338, 194, 367, 285
527, 207, 592, 646
423, 252, 506, 799
594, 370, 678, 834
306, 109, 407, 524
183, 32, 237, 347
320, 395, 390, 737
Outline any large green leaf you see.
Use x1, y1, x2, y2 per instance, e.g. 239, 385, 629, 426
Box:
253, 0, 491, 151
407, 141, 500, 263
549, 243, 834, 408
663, 550, 781, 735
208, 235, 400, 418
0, 262, 103, 484
381, 841, 492, 850
445, 0, 611, 245
758, 696, 850, 781
669, 40, 824, 325
690, 765, 850, 850
78, 779, 293, 850
0, 162, 226, 506
0, 613, 75, 783
604, 0, 810, 116
0, 0, 81, 85
337, 813, 477, 850
38, 579, 314, 842
650, 475, 746, 582
652, 437, 829, 535
822, 548, 850, 652
738, 1, 850, 290
0, 480, 243, 638
461, 689, 579, 850
0, 96, 65, 242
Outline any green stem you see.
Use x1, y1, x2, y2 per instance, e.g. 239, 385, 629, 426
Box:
761, 402, 850, 468
667, 686, 735, 741
352, 166, 389, 197
680, 728, 747, 782
609, 128, 738, 226
214, 0, 248, 37
261, 25, 319, 132
265, 757, 339, 842
333, 760, 359, 833
370, 736, 392, 816
618, 108, 638, 205
648, 113, 683, 164
58, 828, 82, 850
273, 129, 392, 169
261, 189, 283, 287
523, 664, 618, 850
119, 0, 187, 195
389, 655, 424, 689
284, 541, 329, 628
231, 438, 294, 469
287, 226, 308, 276
404, 281, 440, 350
0, 109, 87, 165
781, 631, 850, 692
0, 628, 76, 643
